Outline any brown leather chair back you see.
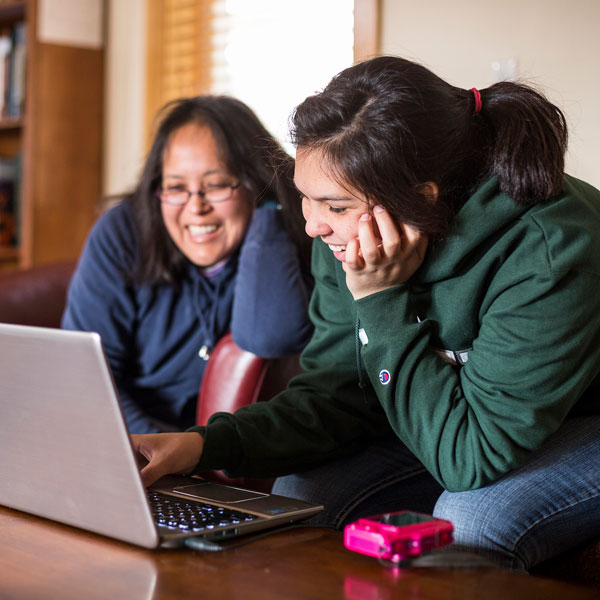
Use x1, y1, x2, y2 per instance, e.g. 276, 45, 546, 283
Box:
196, 331, 303, 493
196, 332, 270, 426
0, 262, 76, 327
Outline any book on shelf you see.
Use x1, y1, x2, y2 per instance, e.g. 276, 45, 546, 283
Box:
0, 20, 25, 121
0, 153, 21, 247
8, 20, 25, 119
0, 27, 10, 120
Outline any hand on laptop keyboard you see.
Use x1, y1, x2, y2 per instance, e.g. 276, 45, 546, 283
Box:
131, 432, 205, 487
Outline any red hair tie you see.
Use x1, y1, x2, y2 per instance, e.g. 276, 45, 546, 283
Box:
470, 88, 482, 115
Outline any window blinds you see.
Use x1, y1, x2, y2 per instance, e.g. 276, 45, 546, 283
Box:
145, 0, 216, 145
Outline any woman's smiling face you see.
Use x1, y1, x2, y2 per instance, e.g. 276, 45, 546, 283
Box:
295, 147, 371, 262
160, 123, 253, 267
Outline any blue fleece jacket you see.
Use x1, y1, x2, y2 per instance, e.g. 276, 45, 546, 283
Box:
62, 199, 313, 434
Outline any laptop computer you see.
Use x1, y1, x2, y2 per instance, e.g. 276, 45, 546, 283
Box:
0, 322, 323, 549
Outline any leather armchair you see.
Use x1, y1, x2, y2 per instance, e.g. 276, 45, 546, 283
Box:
196, 331, 302, 494
0, 262, 75, 327
195, 332, 270, 426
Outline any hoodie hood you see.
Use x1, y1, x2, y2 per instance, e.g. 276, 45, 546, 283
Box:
415, 177, 529, 285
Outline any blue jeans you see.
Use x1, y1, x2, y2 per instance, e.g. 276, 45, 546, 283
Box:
272, 416, 600, 571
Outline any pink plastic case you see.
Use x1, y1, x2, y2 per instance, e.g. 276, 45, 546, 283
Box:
343, 510, 454, 563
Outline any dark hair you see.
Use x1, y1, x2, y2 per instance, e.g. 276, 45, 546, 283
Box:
130, 95, 308, 285
290, 56, 568, 238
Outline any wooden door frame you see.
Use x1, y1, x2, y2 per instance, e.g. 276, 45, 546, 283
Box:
354, 0, 380, 63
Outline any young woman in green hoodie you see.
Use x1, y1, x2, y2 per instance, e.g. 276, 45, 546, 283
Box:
132, 56, 600, 572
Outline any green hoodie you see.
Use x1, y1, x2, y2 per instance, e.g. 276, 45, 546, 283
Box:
192, 176, 600, 492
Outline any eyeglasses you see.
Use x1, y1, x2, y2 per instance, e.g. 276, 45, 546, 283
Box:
158, 182, 241, 206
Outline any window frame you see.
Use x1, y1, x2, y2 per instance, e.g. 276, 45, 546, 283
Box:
145, 0, 380, 147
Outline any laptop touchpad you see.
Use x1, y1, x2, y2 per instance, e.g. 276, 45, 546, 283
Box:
173, 483, 267, 503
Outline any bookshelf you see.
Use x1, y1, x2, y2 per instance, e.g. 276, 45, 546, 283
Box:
0, 0, 103, 271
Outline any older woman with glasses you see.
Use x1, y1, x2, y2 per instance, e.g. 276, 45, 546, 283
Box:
62, 96, 313, 434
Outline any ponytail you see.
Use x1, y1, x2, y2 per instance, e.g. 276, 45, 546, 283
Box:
479, 82, 568, 205
291, 57, 569, 240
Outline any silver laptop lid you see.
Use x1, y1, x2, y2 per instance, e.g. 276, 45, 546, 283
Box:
0, 323, 159, 548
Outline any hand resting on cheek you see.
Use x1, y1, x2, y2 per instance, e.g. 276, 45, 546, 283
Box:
343, 205, 428, 300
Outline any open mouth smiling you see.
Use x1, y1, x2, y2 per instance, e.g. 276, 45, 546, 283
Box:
187, 224, 219, 235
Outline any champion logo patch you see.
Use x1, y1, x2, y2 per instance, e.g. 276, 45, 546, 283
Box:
379, 369, 391, 385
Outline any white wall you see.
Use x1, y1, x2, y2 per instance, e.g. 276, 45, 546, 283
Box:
103, 0, 600, 194
380, 0, 600, 189
103, 0, 146, 197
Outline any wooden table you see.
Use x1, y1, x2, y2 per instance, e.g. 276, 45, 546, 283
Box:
1, 505, 597, 599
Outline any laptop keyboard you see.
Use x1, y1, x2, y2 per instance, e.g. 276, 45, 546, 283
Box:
147, 491, 258, 533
